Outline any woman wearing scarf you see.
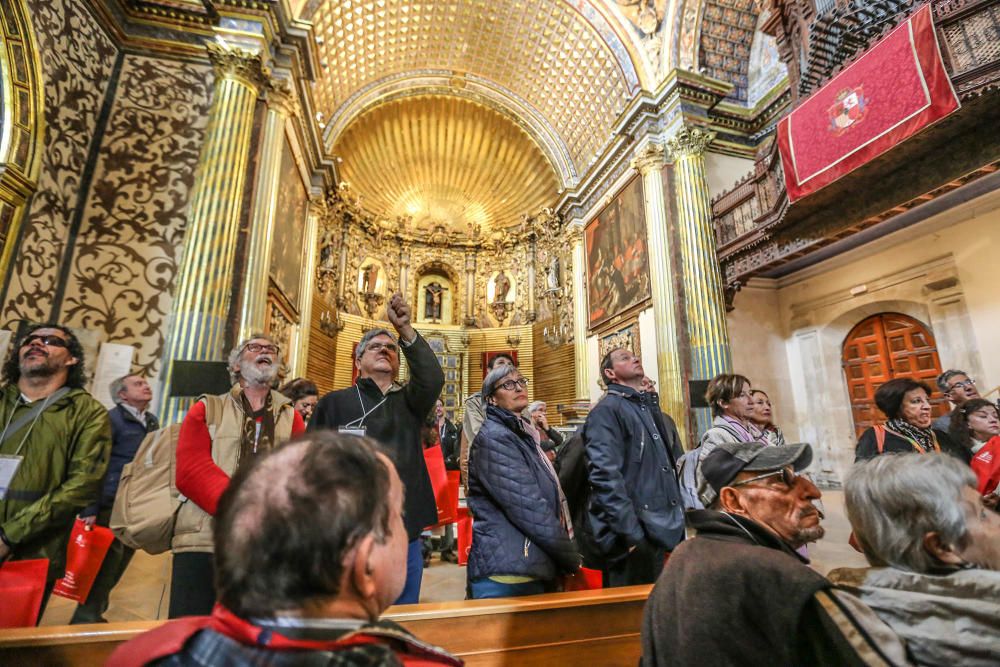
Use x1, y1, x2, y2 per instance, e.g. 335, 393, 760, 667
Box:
748, 389, 786, 447
467, 364, 580, 599
855, 377, 968, 463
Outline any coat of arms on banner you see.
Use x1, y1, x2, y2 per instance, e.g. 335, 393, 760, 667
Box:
828, 87, 867, 134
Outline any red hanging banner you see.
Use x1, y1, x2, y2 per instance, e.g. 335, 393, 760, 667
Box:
777, 5, 959, 203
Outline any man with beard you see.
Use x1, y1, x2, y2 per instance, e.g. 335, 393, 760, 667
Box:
641, 441, 907, 666
0, 324, 111, 617
170, 334, 305, 618
311, 293, 444, 604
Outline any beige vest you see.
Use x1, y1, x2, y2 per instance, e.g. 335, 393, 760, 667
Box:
171, 385, 295, 554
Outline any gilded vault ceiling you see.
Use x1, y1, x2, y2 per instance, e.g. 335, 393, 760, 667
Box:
332, 95, 558, 234
307, 0, 640, 172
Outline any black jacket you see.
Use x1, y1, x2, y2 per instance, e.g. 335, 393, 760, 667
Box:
642, 511, 893, 666
467, 405, 580, 581
582, 384, 684, 562
855, 426, 971, 463
87, 404, 158, 515
439, 418, 460, 471
311, 334, 444, 540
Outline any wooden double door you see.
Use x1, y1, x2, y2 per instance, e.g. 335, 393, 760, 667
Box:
841, 313, 948, 438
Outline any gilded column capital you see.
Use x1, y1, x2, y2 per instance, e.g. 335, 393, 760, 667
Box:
630, 142, 665, 175
565, 220, 585, 244
665, 126, 716, 160
206, 41, 269, 91
266, 78, 300, 118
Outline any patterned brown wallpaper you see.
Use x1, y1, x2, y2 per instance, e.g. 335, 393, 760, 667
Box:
60, 54, 214, 378
1, 0, 118, 326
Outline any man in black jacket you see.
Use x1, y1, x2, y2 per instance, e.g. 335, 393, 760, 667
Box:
310, 293, 444, 604
641, 441, 909, 666
582, 348, 685, 586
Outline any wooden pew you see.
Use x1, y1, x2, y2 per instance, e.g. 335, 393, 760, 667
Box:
0, 586, 651, 666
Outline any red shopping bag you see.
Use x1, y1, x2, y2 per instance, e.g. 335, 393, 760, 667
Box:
0, 558, 49, 627
456, 507, 473, 566
562, 567, 603, 591
446, 471, 460, 522
52, 518, 115, 603
423, 444, 456, 528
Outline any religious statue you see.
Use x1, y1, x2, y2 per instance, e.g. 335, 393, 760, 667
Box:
424, 281, 448, 320
545, 256, 560, 291
494, 271, 511, 303
360, 263, 378, 294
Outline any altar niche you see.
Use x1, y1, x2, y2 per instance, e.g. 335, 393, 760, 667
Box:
416, 272, 456, 325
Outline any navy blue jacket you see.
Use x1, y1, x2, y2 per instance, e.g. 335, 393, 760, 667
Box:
582, 384, 685, 561
85, 404, 158, 516
468, 405, 580, 581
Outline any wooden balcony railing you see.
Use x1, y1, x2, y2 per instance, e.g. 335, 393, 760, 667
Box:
711, 141, 787, 253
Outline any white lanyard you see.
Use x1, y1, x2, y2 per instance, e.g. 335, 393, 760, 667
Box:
0, 393, 54, 457
344, 385, 387, 428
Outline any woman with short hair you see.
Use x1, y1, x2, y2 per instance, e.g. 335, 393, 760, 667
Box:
467, 365, 580, 598
949, 398, 1000, 497
748, 389, 785, 447
830, 453, 1000, 666
854, 377, 967, 463
692, 374, 755, 507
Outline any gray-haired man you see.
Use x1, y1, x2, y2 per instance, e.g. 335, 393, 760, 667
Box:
310, 292, 444, 604
72, 374, 158, 624
934, 369, 983, 432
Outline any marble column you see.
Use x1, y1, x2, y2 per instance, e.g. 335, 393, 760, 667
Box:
160, 42, 267, 421
569, 221, 591, 400
667, 126, 732, 432
632, 143, 688, 442
238, 78, 297, 340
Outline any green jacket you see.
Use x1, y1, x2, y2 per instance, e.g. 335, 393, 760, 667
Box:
0, 383, 111, 580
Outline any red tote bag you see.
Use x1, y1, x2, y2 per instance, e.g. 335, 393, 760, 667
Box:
423, 444, 456, 528
53, 518, 115, 603
0, 558, 49, 627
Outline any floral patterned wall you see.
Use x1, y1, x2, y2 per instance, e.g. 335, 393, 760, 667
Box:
1, 0, 118, 326
60, 54, 214, 378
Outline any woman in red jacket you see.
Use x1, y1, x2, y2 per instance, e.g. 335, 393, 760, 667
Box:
949, 398, 1000, 503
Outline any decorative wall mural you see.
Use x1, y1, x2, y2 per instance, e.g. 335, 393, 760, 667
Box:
268, 134, 309, 308
585, 176, 650, 329
746, 13, 788, 107
598, 321, 641, 362
1, 0, 118, 326
58, 54, 213, 378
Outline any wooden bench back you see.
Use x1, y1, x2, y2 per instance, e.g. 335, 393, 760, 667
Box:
0, 586, 651, 666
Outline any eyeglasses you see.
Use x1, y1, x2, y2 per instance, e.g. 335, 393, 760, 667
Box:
495, 377, 529, 392
20, 334, 69, 349
365, 342, 398, 354
243, 343, 279, 355
731, 468, 797, 488
948, 379, 976, 392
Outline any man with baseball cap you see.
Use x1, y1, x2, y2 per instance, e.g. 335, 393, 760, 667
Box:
641, 441, 908, 666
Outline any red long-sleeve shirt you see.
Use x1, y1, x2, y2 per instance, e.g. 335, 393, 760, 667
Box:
176, 401, 305, 516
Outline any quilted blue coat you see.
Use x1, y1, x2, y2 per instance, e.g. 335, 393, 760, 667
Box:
467, 404, 580, 581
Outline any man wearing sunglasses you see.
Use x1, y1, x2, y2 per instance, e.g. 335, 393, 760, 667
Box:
641, 440, 907, 666
0, 323, 111, 617
171, 333, 305, 617
311, 292, 444, 605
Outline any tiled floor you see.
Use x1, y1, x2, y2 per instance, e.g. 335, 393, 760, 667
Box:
41, 489, 868, 625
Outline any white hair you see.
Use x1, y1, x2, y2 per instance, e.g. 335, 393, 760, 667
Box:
845, 453, 977, 573
227, 333, 279, 383
482, 364, 517, 400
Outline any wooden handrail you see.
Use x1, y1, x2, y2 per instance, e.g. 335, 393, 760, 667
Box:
0, 586, 652, 665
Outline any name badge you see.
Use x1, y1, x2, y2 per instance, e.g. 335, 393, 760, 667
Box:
338, 426, 366, 438
0, 455, 24, 501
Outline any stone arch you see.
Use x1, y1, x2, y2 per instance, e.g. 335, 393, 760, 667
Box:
0, 0, 45, 281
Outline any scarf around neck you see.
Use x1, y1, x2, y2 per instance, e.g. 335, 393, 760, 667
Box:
238, 390, 276, 467
885, 418, 935, 452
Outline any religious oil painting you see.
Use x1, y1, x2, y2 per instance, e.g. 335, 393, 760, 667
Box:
585, 176, 651, 329
269, 135, 309, 307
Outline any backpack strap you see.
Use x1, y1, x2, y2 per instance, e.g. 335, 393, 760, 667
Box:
874, 425, 886, 454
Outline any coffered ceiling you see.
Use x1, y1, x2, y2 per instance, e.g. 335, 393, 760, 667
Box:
333, 95, 558, 233
300, 0, 642, 238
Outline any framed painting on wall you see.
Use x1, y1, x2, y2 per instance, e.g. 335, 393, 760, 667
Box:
269, 134, 309, 309
585, 175, 650, 330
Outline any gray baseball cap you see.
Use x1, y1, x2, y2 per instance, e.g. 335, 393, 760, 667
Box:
701, 441, 813, 505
